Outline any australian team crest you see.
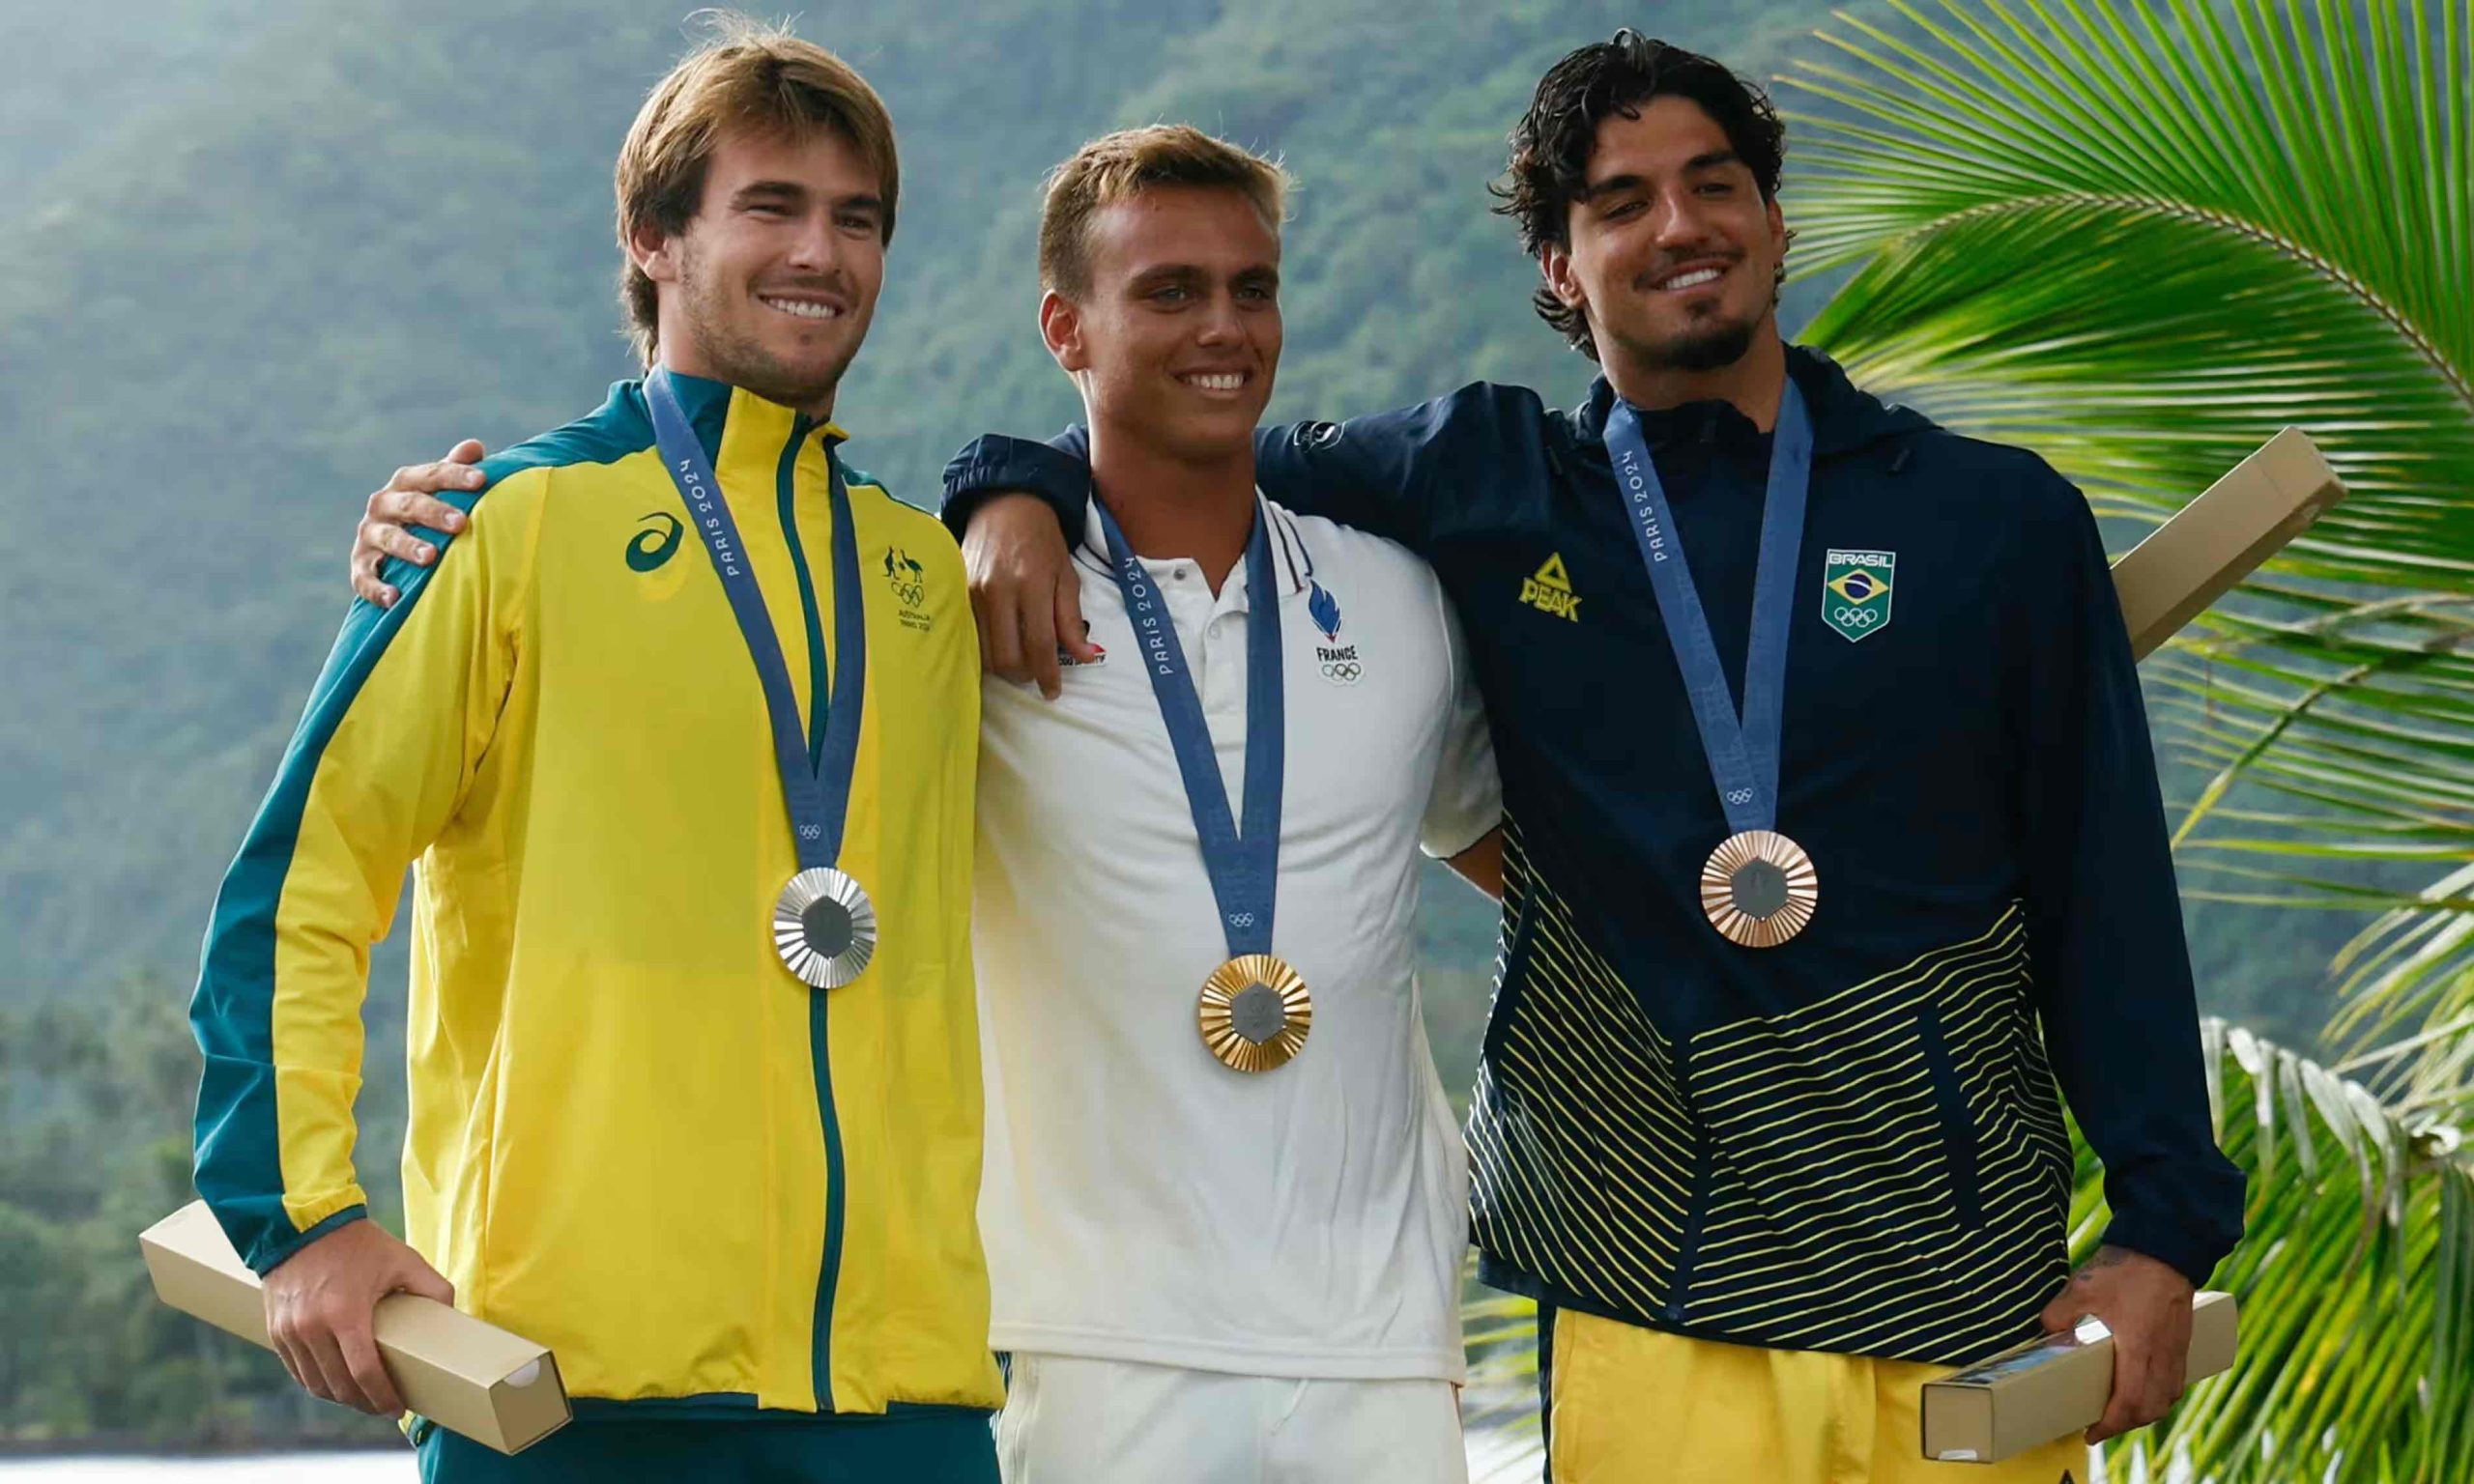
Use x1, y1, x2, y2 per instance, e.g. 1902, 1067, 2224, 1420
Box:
883, 546, 935, 633
1822, 549, 1894, 642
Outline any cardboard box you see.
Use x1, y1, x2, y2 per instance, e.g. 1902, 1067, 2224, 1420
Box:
1921, 1289, 2238, 1463
2111, 428, 2347, 660
140, 1202, 570, 1455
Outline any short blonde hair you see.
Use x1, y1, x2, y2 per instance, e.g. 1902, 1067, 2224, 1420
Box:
1038, 125, 1288, 299
615, 13, 899, 363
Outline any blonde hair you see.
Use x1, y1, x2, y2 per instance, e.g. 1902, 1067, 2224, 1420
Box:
614, 12, 899, 363
1037, 125, 1288, 298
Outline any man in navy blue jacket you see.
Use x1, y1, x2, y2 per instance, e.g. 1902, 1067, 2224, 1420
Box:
943, 31, 2243, 1484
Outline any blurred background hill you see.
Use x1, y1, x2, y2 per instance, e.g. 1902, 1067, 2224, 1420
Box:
0, 0, 2370, 1447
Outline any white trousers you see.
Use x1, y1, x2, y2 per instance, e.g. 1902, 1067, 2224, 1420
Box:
995, 1352, 1470, 1484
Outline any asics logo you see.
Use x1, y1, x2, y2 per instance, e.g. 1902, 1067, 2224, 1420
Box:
627, 512, 684, 572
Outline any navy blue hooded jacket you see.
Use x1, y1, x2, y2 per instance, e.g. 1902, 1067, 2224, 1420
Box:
943, 344, 2245, 1365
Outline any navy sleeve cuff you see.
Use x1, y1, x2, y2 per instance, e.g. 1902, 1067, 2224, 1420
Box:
2098, 1189, 2244, 1290
249, 1203, 369, 1277
939, 434, 1093, 545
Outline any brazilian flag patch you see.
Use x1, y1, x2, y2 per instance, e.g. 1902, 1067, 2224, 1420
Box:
1822, 549, 1895, 642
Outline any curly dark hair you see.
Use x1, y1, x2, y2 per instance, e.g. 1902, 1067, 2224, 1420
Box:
1492, 31, 1788, 360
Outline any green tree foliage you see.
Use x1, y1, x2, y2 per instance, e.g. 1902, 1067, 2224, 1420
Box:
0, 979, 403, 1445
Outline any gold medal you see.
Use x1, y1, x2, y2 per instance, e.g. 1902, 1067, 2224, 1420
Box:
1700, 830, 1819, 949
1196, 954, 1312, 1072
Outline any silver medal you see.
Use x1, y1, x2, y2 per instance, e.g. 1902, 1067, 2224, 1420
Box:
774, 867, 877, 989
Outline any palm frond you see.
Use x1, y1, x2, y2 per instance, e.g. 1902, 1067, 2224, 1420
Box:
2144, 600, 2474, 858
1776, 0, 2474, 965
2114, 1022, 2474, 1483
2327, 867, 2474, 1122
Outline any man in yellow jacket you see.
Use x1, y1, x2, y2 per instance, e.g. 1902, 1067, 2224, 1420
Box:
187, 17, 1001, 1480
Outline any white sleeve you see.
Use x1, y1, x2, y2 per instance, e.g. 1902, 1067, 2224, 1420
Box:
1419, 576, 1502, 859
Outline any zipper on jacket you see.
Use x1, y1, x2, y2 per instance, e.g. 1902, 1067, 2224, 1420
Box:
780, 416, 849, 1412
777, 424, 831, 765
1915, 1005, 1986, 1231
1666, 1048, 1716, 1324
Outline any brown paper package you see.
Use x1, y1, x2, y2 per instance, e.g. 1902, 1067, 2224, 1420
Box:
140, 1202, 570, 1455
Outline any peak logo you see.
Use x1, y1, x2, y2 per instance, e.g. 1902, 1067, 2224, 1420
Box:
626, 512, 683, 572
1519, 553, 1582, 621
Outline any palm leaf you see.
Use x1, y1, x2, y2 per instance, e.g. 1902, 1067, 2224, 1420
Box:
1776, 0, 2474, 1016
2328, 867, 2474, 1123
1459, 1022, 2474, 1483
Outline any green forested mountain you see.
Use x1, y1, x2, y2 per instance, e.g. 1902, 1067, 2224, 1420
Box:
0, 0, 2370, 1444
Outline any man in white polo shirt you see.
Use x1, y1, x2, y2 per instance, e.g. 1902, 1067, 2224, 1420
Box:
341, 124, 1499, 1480
965, 126, 1500, 1482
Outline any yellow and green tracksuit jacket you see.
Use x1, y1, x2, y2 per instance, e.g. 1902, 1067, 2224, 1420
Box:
189, 373, 1001, 1420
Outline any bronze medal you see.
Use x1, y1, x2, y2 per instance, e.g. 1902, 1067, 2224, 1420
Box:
1196, 954, 1312, 1072
1700, 830, 1819, 949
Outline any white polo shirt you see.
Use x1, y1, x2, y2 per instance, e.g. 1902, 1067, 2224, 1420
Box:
972, 494, 1500, 1383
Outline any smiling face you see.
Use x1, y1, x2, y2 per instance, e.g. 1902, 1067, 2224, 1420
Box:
1042, 184, 1281, 465
1542, 94, 1787, 377
631, 125, 886, 414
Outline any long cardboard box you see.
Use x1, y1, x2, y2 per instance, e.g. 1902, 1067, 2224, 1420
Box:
2111, 428, 2346, 660
1921, 1289, 2238, 1463
141, 1202, 570, 1455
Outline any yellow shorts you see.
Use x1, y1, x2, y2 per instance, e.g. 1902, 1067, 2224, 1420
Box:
1547, 1309, 2089, 1484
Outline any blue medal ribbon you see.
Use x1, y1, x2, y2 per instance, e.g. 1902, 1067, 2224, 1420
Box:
1603, 382, 1813, 837
645, 368, 866, 870
1092, 497, 1284, 958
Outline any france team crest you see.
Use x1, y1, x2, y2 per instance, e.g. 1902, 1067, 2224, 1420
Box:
1308, 581, 1363, 685
1309, 580, 1342, 641
1822, 549, 1894, 642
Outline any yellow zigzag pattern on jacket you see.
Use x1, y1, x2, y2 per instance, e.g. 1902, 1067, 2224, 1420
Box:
1467, 817, 2075, 1365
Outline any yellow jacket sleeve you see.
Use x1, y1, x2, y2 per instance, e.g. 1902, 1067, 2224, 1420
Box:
190, 475, 533, 1273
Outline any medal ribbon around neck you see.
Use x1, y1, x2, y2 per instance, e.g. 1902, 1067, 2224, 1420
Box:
1603, 380, 1821, 948
645, 367, 876, 987
1093, 496, 1311, 1070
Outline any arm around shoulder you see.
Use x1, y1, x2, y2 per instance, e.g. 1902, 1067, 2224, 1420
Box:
1252, 381, 1546, 552
940, 429, 1093, 546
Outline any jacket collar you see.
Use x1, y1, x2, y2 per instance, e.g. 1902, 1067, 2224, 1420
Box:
1574, 342, 1935, 458
1072, 492, 1313, 598
624, 369, 851, 465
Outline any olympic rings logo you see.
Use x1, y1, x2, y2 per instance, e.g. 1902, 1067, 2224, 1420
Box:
1227, 911, 1258, 928
1321, 660, 1364, 685
1831, 605, 1884, 628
